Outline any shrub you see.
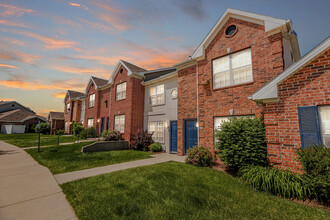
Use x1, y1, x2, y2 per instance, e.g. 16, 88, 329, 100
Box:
72, 122, 84, 136
86, 127, 96, 138
130, 129, 154, 151
185, 146, 216, 167
34, 122, 50, 134
240, 166, 310, 200
297, 145, 330, 205
80, 129, 88, 139
102, 130, 121, 141
149, 143, 163, 152
215, 117, 267, 171
30, 124, 38, 133
55, 129, 64, 135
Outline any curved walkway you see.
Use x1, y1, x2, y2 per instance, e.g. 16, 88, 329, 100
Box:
0, 141, 77, 220
55, 153, 186, 184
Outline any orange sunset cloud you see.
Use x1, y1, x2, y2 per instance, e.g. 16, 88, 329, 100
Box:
0, 64, 19, 69
51, 92, 66, 99
0, 19, 30, 28
69, 2, 88, 10
0, 3, 34, 17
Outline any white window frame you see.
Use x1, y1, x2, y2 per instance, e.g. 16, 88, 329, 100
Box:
66, 103, 70, 113
89, 94, 95, 107
87, 118, 94, 128
150, 84, 165, 105
319, 105, 330, 148
213, 48, 253, 89
114, 115, 125, 133
116, 82, 126, 101
148, 121, 165, 143
65, 122, 68, 131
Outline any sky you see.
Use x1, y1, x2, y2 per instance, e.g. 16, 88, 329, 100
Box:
0, 0, 329, 116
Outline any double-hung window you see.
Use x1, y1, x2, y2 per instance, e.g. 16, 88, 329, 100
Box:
87, 118, 94, 128
150, 84, 164, 105
298, 105, 330, 148
66, 103, 70, 113
149, 121, 164, 143
213, 48, 252, 89
114, 115, 125, 133
116, 82, 126, 101
89, 94, 95, 107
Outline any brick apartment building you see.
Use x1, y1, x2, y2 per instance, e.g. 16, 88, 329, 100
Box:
64, 90, 85, 134
63, 8, 329, 172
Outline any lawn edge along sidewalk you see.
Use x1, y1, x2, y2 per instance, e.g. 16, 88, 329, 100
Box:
0, 141, 77, 220
55, 153, 186, 184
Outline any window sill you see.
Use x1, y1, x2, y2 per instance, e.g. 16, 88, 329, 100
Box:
116, 98, 126, 102
213, 81, 254, 91
149, 103, 165, 107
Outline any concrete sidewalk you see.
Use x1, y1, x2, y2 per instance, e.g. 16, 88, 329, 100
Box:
55, 153, 186, 184
0, 141, 77, 220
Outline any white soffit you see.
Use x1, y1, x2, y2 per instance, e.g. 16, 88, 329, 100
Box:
251, 37, 330, 102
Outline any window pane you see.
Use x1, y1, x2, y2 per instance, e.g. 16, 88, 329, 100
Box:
150, 87, 156, 96
157, 94, 164, 103
214, 117, 230, 131
233, 66, 252, 84
213, 56, 229, 73
319, 106, 330, 147
214, 71, 230, 88
232, 49, 251, 68
157, 85, 164, 94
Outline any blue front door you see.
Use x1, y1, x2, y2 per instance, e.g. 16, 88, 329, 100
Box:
184, 119, 198, 153
170, 121, 177, 153
100, 118, 105, 133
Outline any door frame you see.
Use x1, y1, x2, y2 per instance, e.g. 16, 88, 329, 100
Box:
169, 120, 177, 154
183, 118, 197, 155
100, 117, 105, 134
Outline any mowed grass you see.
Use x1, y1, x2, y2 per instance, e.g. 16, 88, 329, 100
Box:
61, 162, 330, 220
0, 133, 77, 147
25, 142, 153, 174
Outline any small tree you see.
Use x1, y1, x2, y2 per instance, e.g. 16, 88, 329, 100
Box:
72, 122, 84, 136
215, 117, 267, 171
130, 129, 154, 151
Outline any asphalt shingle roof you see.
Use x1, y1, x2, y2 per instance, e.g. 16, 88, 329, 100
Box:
67, 90, 84, 99
121, 60, 147, 74
48, 112, 64, 120
91, 76, 108, 87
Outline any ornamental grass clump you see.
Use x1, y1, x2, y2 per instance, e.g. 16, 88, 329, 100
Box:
185, 146, 216, 167
240, 166, 310, 200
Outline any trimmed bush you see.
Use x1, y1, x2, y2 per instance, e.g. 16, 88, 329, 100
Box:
102, 130, 121, 141
72, 122, 84, 136
297, 145, 330, 205
240, 166, 310, 200
185, 146, 216, 167
79, 127, 96, 139
149, 143, 163, 152
34, 122, 50, 134
215, 117, 267, 171
130, 129, 154, 151
80, 129, 88, 139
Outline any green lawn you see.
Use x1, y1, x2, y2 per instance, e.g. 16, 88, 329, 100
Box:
61, 162, 330, 220
25, 142, 153, 174
0, 133, 77, 147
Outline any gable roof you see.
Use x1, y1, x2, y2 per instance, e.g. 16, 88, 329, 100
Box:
251, 37, 330, 103
142, 67, 177, 82
0, 109, 47, 123
108, 60, 147, 84
84, 76, 108, 93
188, 8, 299, 61
48, 111, 64, 121
0, 101, 35, 114
64, 90, 85, 102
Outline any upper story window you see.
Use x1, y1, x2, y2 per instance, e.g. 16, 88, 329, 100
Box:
150, 84, 165, 105
89, 94, 95, 107
66, 103, 70, 113
116, 82, 126, 101
213, 48, 252, 89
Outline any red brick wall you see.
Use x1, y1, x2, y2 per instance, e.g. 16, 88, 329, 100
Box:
99, 87, 110, 132
84, 83, 97, 130
177, 17, 286, 155
109, 65, 144, 141
264, 49, 330, 172
72, 100, 82, 123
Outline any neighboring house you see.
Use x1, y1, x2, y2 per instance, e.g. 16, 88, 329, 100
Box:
142, 67, 178, 153
64, 90, 85, 134
173, 8, 300, 155
48, 112, 65, 135
251, 37, 330, 172
108, 60, 146, 140
84, 76, 109, 134
0, 101, 35, 114
0, 105, 47, 134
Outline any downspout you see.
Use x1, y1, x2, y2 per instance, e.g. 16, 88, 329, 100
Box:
109, 84, 112, 132
195, 60, 199, 146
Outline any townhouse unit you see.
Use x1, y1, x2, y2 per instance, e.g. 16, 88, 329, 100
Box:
64, 90, 85, 134
64, 8, 329, 172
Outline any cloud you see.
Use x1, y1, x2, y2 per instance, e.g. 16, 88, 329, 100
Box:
0, 64, 19, 69
51, 92, 66, 99
79, 18, 112, 32
69, 2, 88, 10
52, 16, 83, 29
172, 0, 208, 21
0, 36, 26, 46
51, 66, 109, 78
0, 98, 16, 101
0, 48, 40, 64
0, 19, 30, 28
11, 30, 79, 50
0, 3, 34, 17
0, 78, 86, 91
76, 55, 120, 66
